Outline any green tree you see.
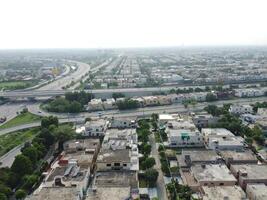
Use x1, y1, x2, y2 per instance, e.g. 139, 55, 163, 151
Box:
22, 174, 39, 190
41, 116, 58, 128
38, 128, 55, 148
22, 146, 38, 166
68, 101, 82, 113
141, 157, 156, 170
0, 183, 12, 197
206, 93, 217, 102
11, 155, 33, 177
0, 193, 7, 200
15, 189, 27, 200
54, 126, 74, 150
144, 169, 159, 187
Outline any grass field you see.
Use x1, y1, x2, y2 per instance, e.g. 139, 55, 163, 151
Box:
0, 80, 38, 90
0, 127, 40, 157
0, 112, 42, 130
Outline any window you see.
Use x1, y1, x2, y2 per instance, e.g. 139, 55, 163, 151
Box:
219, 183, 224, 186
106, 164, 111, 167
123, 163, 127, 167
114, 163, 120, 166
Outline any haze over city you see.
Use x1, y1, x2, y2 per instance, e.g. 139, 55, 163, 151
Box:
1, 0, 267, 49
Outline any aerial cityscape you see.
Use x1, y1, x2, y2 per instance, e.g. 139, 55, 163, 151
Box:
1, 0, 267, 200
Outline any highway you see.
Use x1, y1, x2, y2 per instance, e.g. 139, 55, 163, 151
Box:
37, 60, 91, 91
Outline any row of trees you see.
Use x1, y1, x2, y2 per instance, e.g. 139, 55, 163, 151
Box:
137, 119, 159, 187
45, 91, 93, 113
0, 116, 74, 200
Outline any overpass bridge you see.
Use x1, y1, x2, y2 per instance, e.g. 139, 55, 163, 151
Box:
0, 87, 174, 99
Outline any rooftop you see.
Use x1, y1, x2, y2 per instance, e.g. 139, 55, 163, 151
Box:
167, 120, 196, 130
191, 164, 236, 182
85, 119, 108, 127
178, 150, 221, 167
168, 129, 201, 137
63, 139, 100, 153
247, 183, 267, 200
86, 187, 131, 200
97, 149, 131, 163
93, 171, 138, 188
202, 186, 246, 200
46, 164, 88, 184
26, 187, 79, 200
220, 150, 257, 162
231, 164, 267, 180
158, 114, 175, 121
202, 128, 235, 137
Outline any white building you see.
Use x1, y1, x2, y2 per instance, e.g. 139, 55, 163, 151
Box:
142, 96, 159, 106
157, 95, 171, 105
88, 99, 103, 111
84, 119, 109, 137
202, 128, 244, 150
109, 117, 136, 129
167, 129, 203, 147
229, 104, 253, 115
234, 88, 266, 98
102, 98, 116, 110
97, 128, 138, 171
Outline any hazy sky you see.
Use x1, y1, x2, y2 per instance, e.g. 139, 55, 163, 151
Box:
0, 0, 267, 49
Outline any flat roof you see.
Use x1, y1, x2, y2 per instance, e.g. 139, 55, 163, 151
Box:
26, 187, 79, 200
158, 114, 175, 121
231, 164, 267, 180
202, 128, 234, 137
220, 150, 257, 162
202, 186, 246, 200
97, 149, 130, 163
247, 184, 267, 200
94, 171, 138, 188
167, 120, 196, 129
168, 129, 200, 137
86, 187, 131, 200
178, 150, 221, 167
191, 164, 236, 182
64, 139, 100, 152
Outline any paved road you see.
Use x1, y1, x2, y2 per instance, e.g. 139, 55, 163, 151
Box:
37, 60, 91, 91
27, 96, 267, 120
0, 103, 27, 126
149, 134, 168, 200
0, 143, 24, 168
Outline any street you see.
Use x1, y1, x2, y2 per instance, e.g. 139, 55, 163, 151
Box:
149, 134, 168, 200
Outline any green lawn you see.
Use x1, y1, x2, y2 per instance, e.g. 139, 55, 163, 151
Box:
0, 112, 42, 130
0, 80, 38, 90
0, 128, 40, 157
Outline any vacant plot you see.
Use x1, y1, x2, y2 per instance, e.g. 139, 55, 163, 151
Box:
0, 127, 40, 157
0, 112, 42, 130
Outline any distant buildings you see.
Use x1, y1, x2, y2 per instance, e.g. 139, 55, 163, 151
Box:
229, 104, 253, 115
